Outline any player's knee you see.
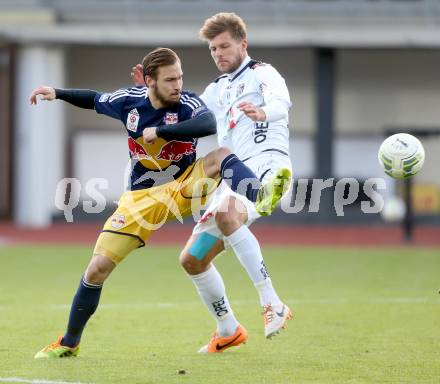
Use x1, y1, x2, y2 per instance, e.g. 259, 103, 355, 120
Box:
216, 146, 232, 159
180, 251, 208, 275
211, 147, 232, 168
84, 255, 115, 284
215, 211, 243, 235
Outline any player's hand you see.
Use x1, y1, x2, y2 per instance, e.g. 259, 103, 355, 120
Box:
143, 127, 157, 144
29, 86, 56, 105
237, 101, 266, 122
131, 64, 145, 86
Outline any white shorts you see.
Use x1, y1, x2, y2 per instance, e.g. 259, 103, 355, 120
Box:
193, 152, 292, 241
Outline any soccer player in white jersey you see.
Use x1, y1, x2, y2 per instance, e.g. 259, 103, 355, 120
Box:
133, 13, 293, 353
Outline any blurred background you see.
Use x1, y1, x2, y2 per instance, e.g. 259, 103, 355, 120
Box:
0, 0, 439, 244
2, 4, 439, 381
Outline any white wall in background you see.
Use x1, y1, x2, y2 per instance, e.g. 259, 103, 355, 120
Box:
14, 46, 65, 227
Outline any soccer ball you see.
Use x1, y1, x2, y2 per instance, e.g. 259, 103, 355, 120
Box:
378, 133, 425, 179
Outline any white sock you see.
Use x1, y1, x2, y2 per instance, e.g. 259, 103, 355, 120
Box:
225, 225, 282, 307
190, 265, 239, 337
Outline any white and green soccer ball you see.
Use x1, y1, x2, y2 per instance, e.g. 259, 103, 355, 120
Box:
378, 133, 425, 179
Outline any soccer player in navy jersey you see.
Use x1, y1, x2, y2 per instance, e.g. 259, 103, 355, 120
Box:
29, 47, 289, 358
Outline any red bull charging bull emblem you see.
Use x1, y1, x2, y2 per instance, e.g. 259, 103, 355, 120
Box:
156, 140, 196, 162
128, 137, 152, 160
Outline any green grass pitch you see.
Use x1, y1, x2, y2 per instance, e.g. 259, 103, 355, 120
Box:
0, 244, 439, 383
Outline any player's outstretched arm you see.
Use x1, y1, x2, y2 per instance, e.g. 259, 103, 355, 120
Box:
55, 89, 97, 109
29, 86, 56, 105
30, 87, 97, 110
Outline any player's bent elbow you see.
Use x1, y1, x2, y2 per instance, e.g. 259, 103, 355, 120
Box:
203, 111, 217, 135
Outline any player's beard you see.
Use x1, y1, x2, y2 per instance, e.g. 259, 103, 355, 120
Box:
152, 85, 180, 108
221, 55, 244, 74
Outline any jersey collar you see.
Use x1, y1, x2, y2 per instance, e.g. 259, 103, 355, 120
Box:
227, 56, 252, 82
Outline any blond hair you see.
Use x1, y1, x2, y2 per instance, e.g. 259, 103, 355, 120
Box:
199, 12, 247, 42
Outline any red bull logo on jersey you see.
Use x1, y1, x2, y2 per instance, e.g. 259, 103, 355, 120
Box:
128, 137, 152, 160
127, 137, 195, 170
156, 140, 196, 162
111, 214, 126, 229
164, 112, 178, 125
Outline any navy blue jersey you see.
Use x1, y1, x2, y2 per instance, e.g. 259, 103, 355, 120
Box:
94, 86, 209, 190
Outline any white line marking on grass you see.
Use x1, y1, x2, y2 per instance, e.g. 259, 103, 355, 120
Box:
5, 298, 439, 312
49, 301, 201, 310
368, 297, 437, 304
0, 378, 93, 384
2, 297, 440, 313
47, 297, 440, 311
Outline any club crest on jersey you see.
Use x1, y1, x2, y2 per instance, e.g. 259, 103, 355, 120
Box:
111, 214, 126, 229
236, 83, 245, 97
99, 93, 110, 102
164, 112, 178, 125
127, 109, 139, 132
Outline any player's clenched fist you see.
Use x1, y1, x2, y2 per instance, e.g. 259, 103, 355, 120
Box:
29, 86, 56, 105
142, 126, 158, 144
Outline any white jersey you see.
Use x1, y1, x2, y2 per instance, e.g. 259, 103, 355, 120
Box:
193, 57, 292, 239
200, 56, 292, 160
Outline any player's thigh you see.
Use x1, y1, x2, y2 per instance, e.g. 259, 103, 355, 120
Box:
180, 233, 225, 274
176, 159, 220, 218
215, 196, 248, 235
93, 230, 143, 266
96, 189, 166, 265
201, 147, 232, 179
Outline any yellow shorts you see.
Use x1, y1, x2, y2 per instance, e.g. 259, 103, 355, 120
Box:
93, 159, 219, 264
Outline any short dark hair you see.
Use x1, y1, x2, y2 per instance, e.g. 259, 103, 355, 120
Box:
199, 12, 247, 42
142, 47, 180, 80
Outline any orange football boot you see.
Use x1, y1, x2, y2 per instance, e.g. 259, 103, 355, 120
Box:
198, 324, 248, 353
